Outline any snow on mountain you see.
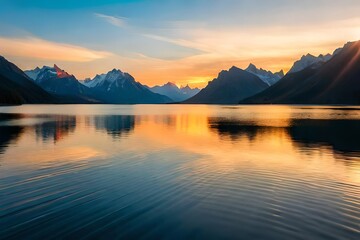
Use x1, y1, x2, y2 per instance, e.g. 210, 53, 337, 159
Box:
288, 53, 332, 74
245, 63, 284, 86
84, 69, 172, 103
180, 84, 200, 96
150, 82, 200, 102
24, 65, 91, 97
25, 66, 56, 83
83, 69, 135, 90
24, 67, 41, 80
83, 73, 107, 88
242, 40, 360, 105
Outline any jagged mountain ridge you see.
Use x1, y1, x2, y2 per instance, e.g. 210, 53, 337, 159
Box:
83, 69, 172, 104
288, 53, 332, 74
149, 82, 200, 102
245, 63, 284, 86
25, 65, 96, 103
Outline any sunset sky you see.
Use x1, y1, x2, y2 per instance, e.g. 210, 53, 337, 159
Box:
1, 0, 360, 88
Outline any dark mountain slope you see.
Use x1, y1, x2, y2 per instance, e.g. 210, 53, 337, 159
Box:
0, 56, 54, 104
243, 41, 360, 105
184, 66, 269, 104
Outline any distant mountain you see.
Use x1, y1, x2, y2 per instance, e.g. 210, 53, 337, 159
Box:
0, 56, 54, 105
242, 41, 360, 105
184, 66, 269, 104
180, 84, 201, 97
83, 69, 172, 104
288, 53, 332, 74
150, 82, 200, 102
82, 78, 92, 84
245, 63, 284, 86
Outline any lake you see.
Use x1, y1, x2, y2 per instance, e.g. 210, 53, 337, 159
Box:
0, 105, 359, 239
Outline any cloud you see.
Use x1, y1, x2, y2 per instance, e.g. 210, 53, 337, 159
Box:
95, 13, 127, 28
142, 33, 207, 52
0, 36, 112, 62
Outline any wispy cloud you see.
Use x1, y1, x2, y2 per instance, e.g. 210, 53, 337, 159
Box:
95, 13, 128, 28
94, 13, 206, 55
142, 34, 207, 52
0, 36, 112, 62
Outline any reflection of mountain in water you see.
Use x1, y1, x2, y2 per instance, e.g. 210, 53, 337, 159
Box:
0, 114, 24, 154
93, 115, 135, 139
0, 126, 23, 154
209, 119, 259, 141
209, 118, 360, 155
289, 119, 360, 154
35, 116, 76, 143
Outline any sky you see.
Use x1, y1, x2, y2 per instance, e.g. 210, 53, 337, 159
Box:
1, 0, 360, 88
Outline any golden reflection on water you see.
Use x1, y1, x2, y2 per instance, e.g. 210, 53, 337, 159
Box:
0, 105, 359, 187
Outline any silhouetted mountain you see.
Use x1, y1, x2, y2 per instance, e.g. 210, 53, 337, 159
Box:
184, 66, 269, 104
243, 41, 360, 105
288, 53, 332, 74
25, 65, 98, 103
245, 63, 284, 86
83, 69, 172, 104
0, 56, 55, 105
150, 82, 200, 102
0, 113, 24, 153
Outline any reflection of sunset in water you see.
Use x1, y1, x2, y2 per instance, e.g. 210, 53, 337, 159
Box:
1, 106, 359, 186
0, 105, 359, 239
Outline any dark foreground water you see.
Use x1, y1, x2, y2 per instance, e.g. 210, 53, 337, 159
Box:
0, 105, 359, 239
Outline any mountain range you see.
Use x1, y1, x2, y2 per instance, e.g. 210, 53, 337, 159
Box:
82, 69, 172, 103
25, 65, 97, 103
1, 40, 359, 105
242, 41, 360, 104
149, 82, 200, 102
25, 66, 174, 104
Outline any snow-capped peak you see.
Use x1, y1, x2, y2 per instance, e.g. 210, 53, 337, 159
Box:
25, 65, 58, 81
245, 63, 284, 86
246, 63, 258, 72
84, 68, 135, 89
288, 53, 332, 74
106, 69, 128, 82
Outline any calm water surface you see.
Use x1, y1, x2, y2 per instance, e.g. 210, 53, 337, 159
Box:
0, 105, 359, 239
